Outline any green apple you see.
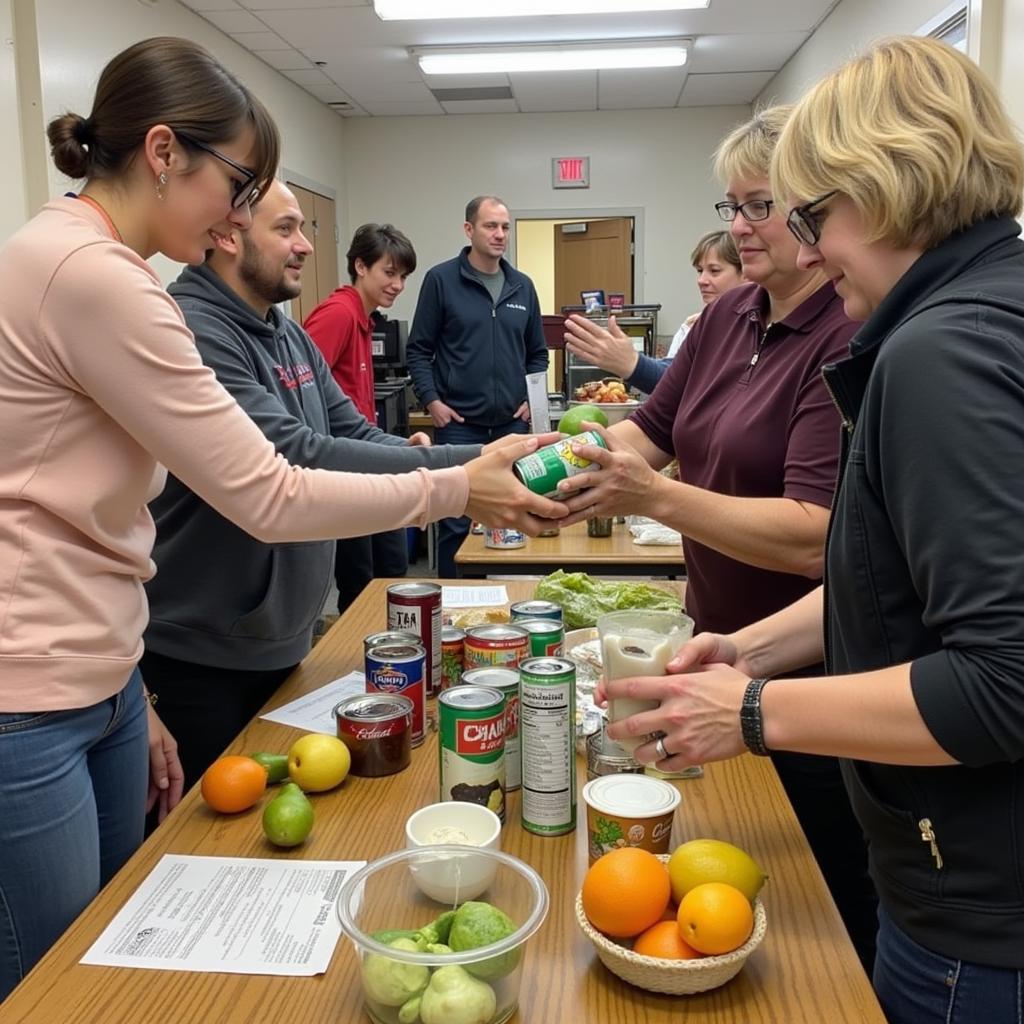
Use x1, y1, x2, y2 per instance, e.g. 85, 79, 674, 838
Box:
262, 783, 314, 847
250, 751, 290, 784
288, 733, 351, 792
558, 403, 609, 436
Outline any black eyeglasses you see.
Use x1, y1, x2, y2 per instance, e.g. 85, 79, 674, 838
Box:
714, 198, 774, 223
174, 130, 260, 209
786, 191, 839, 246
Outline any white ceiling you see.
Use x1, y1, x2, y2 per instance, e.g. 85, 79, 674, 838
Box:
177, 0, 841, 117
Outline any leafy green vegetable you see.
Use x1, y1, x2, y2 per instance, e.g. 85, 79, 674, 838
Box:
534, 570, 682, 629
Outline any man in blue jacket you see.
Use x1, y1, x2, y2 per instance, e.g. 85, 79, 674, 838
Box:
142, 181, 482, 796
407, 195, 549, 576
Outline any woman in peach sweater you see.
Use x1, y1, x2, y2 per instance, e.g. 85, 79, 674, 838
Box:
0, 37, 564, 1000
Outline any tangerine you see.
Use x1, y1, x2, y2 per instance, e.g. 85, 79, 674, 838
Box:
632, 920, 703, 960
201, 755, 268, 813
677, 882, 754, 955
581, 847, 671, 938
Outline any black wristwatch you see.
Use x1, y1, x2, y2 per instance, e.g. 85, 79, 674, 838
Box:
740, 677, 771, 756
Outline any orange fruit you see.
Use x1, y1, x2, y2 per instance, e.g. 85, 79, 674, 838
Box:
633, 920, 703, 960
677, 882, 754, 955
200, 755, 268, 813
581, 847, 671, 938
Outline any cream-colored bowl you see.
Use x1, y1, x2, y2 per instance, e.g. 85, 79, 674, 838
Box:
567, 398, 641, 426
405, 801, 502, 903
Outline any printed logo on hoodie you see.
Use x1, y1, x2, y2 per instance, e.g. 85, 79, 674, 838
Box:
275, 362, 316, 390
505, 302, 527, 312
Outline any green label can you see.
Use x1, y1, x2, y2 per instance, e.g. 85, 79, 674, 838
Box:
460, 667, 520, 791
513, 618, 565, 658
512, 431, 607, 498
520, 657, 577, 836
509, 599, 563, 623
439, 685, 506, 823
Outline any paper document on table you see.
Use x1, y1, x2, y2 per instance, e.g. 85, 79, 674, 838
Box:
443, 585, 509, 607
80, 855, 364, 975
260, 672, 365, 734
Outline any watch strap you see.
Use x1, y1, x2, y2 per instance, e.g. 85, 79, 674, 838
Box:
740, 677, 771, 756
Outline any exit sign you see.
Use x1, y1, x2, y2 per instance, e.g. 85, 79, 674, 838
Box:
552, 156, 590, 189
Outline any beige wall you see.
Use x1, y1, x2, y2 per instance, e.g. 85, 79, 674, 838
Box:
0, 0, 27, 241
757, 0, 952, 104
343, 105, 749, 334
517, 217, 604, 316
3, 0, 349, 283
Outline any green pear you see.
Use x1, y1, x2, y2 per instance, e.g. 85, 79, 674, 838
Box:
262, 782, 314, 847
250, 752, 290, 784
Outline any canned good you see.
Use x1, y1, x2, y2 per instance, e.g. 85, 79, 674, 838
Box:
365, 642, 426, 747
509, 600, 563, 623
363, 630, 421, 656
482, 527, 526, 549
513, 617, 565, 658
582, 774, 680, 865
440, 626, 465, 692
586, 721, 644, 781
460, 667, 520, 791
587, 516, 614, 538
513, 430, 607, 498
520, 656, 577, 836
439, 686, 506, 823
537, 525, 561, 537
463, 623, 529, 671
387, 582, 442, 699
334, 694, 413, 777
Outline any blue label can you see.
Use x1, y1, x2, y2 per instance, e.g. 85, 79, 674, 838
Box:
365, 641, 426, 747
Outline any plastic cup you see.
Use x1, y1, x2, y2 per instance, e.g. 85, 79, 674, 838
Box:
337, 846, 549, 1024
596, 609, 694, 752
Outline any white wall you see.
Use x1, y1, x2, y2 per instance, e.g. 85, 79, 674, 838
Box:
757, 0, 950, 104
0, 0, 27, 241
6, 0, 348, 281
343, 105, 750, 334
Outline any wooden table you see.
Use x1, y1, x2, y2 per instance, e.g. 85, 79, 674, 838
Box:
2, 581, 883, 1024
456, 520, 684, 579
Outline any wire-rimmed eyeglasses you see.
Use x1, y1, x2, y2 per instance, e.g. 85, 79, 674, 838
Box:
174, 130, 260, 209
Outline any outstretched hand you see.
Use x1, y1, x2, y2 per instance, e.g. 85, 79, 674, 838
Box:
563, 313, 640, 379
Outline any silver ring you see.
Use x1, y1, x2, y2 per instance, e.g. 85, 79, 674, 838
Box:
655, 736, 669, 760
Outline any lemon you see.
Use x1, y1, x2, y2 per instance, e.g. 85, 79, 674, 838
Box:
667, 839, 767, 904
287, 733, 351, 792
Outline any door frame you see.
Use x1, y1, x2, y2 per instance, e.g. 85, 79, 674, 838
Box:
509, 206, 646, 303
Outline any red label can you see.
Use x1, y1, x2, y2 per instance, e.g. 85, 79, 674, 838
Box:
365, 641, 426, 746
463, 624, 529, 671
440, 626, 465, 692
387, 582, 442, 698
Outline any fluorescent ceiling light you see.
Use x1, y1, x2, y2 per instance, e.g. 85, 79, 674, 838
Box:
377, 1, 708, 17
416, 40, 689, 75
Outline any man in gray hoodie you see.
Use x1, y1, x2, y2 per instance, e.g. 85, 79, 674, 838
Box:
142, 181, 481, 795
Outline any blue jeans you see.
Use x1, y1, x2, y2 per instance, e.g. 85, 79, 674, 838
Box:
874, 906, 1023, 1024
0, 668, 148, 1001
435, 418, 529, 578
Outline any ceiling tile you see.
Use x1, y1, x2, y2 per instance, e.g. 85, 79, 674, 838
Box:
511, 71, 597, 113
240, 0, 367, 9
678, 70, 776, 106
598, 67, 687, 110
228, 31, 286, 50
280, 67, 334, 87
687, 32, 810, 73
178, 0, 242, 10
362, 99, 446, 116
440, 98, 520, 115
418, 73, 511, 90
358, 80, 435, 101
200, 8, 267, 33
254, 49, 316, 70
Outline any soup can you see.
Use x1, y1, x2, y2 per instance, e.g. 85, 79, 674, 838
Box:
438, 685, 506, 823
512, 430, 606, 498
463, 623, 529, 671
365, 642, 426, 747
363, 630, 420, 656
509, 599, 563, 623
460, 667, 520, 791
513, 617, 565, 658
386, 581, 442, 698
482, 527, 526, 549
520, 656, 577, 836
440, 626, 465, 692
334, 694, 413, 777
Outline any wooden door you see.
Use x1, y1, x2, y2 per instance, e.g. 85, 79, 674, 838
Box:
287, 182, 339, 324
553, 217, 633, 314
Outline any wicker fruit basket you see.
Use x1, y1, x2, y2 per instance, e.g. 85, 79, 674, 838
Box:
574, 858, 768, 995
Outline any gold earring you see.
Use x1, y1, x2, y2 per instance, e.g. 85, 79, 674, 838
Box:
156, 171, 168, 201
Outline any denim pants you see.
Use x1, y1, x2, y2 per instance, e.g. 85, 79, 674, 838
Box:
874, 905, 1023, 1024
434, 418, 529, 578
0, 668, 148, 1001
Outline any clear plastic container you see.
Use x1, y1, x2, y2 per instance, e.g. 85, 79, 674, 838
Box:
337, 846, 549, 1024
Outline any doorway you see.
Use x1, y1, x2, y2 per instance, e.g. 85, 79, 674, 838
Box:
286, 180, 340, 324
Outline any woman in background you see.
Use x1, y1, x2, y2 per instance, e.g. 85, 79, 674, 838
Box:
0, 36, 563, 1001
607, 37, 1024, 1023
565, 228, 742, 392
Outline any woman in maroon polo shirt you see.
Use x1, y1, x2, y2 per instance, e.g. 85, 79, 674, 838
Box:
561, 107, 877, 970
